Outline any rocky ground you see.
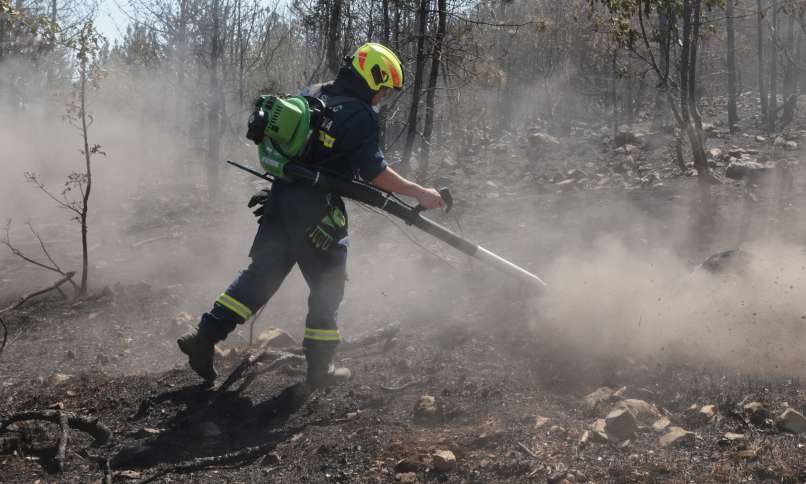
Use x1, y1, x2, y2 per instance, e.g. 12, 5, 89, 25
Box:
2, 95, 806, 483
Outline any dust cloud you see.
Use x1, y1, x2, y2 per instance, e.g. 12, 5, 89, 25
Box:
533, 237, 806, 377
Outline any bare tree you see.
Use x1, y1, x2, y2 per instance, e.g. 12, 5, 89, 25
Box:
726, 0, 738, 132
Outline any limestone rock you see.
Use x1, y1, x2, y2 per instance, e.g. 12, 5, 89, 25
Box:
722, 432, 746, 442
707, 148, 723, 160
583, 386, 625, 411
257, 328, 297, 348
431, 450, 456, 472
778, 408, 806, 434
659, 427, 695, 447
615, 399, 662, 426
528, 132, 560, 145
743, 401, 769, 425
395, 472, 418, 483
260, 452, 282, 466
413, 395, 440, 424
395, 456, 429, 473
588, 419, 610, 443
604, 408, 638, 442
652, 417, 671, 433
697, 249, 751, 275
699, 404, 718, 421
533, 416, 550, 429
48, 373, 73, 385
725, 160, 770, 180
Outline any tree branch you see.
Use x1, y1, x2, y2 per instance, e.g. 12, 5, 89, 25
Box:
0, 272, 76, 315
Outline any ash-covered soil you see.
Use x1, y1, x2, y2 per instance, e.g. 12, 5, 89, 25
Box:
3, 108, 806, 482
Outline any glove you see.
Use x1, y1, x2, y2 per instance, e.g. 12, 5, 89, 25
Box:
248, 189, 271, 222
306, 224, 335, 251
306, 206, 347, 251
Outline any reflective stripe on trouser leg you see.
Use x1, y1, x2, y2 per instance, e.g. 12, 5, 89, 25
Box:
303, 328, 342, 342
215, 293, 253, 321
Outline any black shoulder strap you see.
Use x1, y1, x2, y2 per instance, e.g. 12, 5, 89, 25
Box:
321, 95, 363, 110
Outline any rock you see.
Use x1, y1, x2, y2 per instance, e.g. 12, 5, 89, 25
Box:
722, 432, 746, 442
567, 169, 588, 180
413, 395, 440, 424
431, 450, 456, 472
260, 452, 282, 466
395, 472, 418, 483
604, 408, 638, 442
583, 386, 625, 411
588, 419, 610, 443
696, 249, 754, 275
115, 470, 143, 479
725, 159, 771, 180
659, 427, 695, 447
755, 135, 767, 143
395, 456, 428, 473
784, 140, 798, 150
471, 429, 506, 448
47, 373, 72, 385
132, 427, 161, 438
652, 417, 671, 433
528, 132, 560, 147
615, 130, 641, 147
699, 404, 718, 421
533, 416, 550, 429
743, 401, 769, 425
174, 311, 193, 324
777, 408, 806, 433
214, 345, 232, 358
615, 399, 662, 425
707, 148, 723, 160
257, 328, 297, 348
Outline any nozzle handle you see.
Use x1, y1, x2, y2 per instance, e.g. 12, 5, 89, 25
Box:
411, 187, 453, 219
438, 187, 453, 213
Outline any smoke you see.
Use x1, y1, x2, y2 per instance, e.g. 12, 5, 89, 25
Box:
533, 237, 806, 377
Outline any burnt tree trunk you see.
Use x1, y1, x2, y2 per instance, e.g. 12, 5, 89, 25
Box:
326, 0, 344, 76
206, 0, 223, 201
757, 0, 769, 127
768, 0, 778, 133
680, 0, 708, 178
726, 0, 739, 132
419, 0, 446, 179
401, 0, 429, 171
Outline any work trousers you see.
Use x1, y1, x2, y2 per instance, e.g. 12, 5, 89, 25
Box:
199, 182, 348, 353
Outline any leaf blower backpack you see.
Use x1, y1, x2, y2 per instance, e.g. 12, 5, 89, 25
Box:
245, 94, 356, 178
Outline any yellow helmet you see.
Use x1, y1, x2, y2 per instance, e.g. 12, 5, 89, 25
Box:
351, 42, 404, 91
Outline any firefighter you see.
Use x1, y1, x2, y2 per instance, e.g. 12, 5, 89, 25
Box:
178, 43, 444, 387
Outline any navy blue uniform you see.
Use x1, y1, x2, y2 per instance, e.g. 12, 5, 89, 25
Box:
199, 68, 387, 353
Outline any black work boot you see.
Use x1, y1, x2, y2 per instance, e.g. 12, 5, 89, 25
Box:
304, 348, 352, 389
177, 328, 217, 382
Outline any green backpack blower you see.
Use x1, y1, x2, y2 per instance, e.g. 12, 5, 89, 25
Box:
245, 94, 358, 177
245, 95, 321, 177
